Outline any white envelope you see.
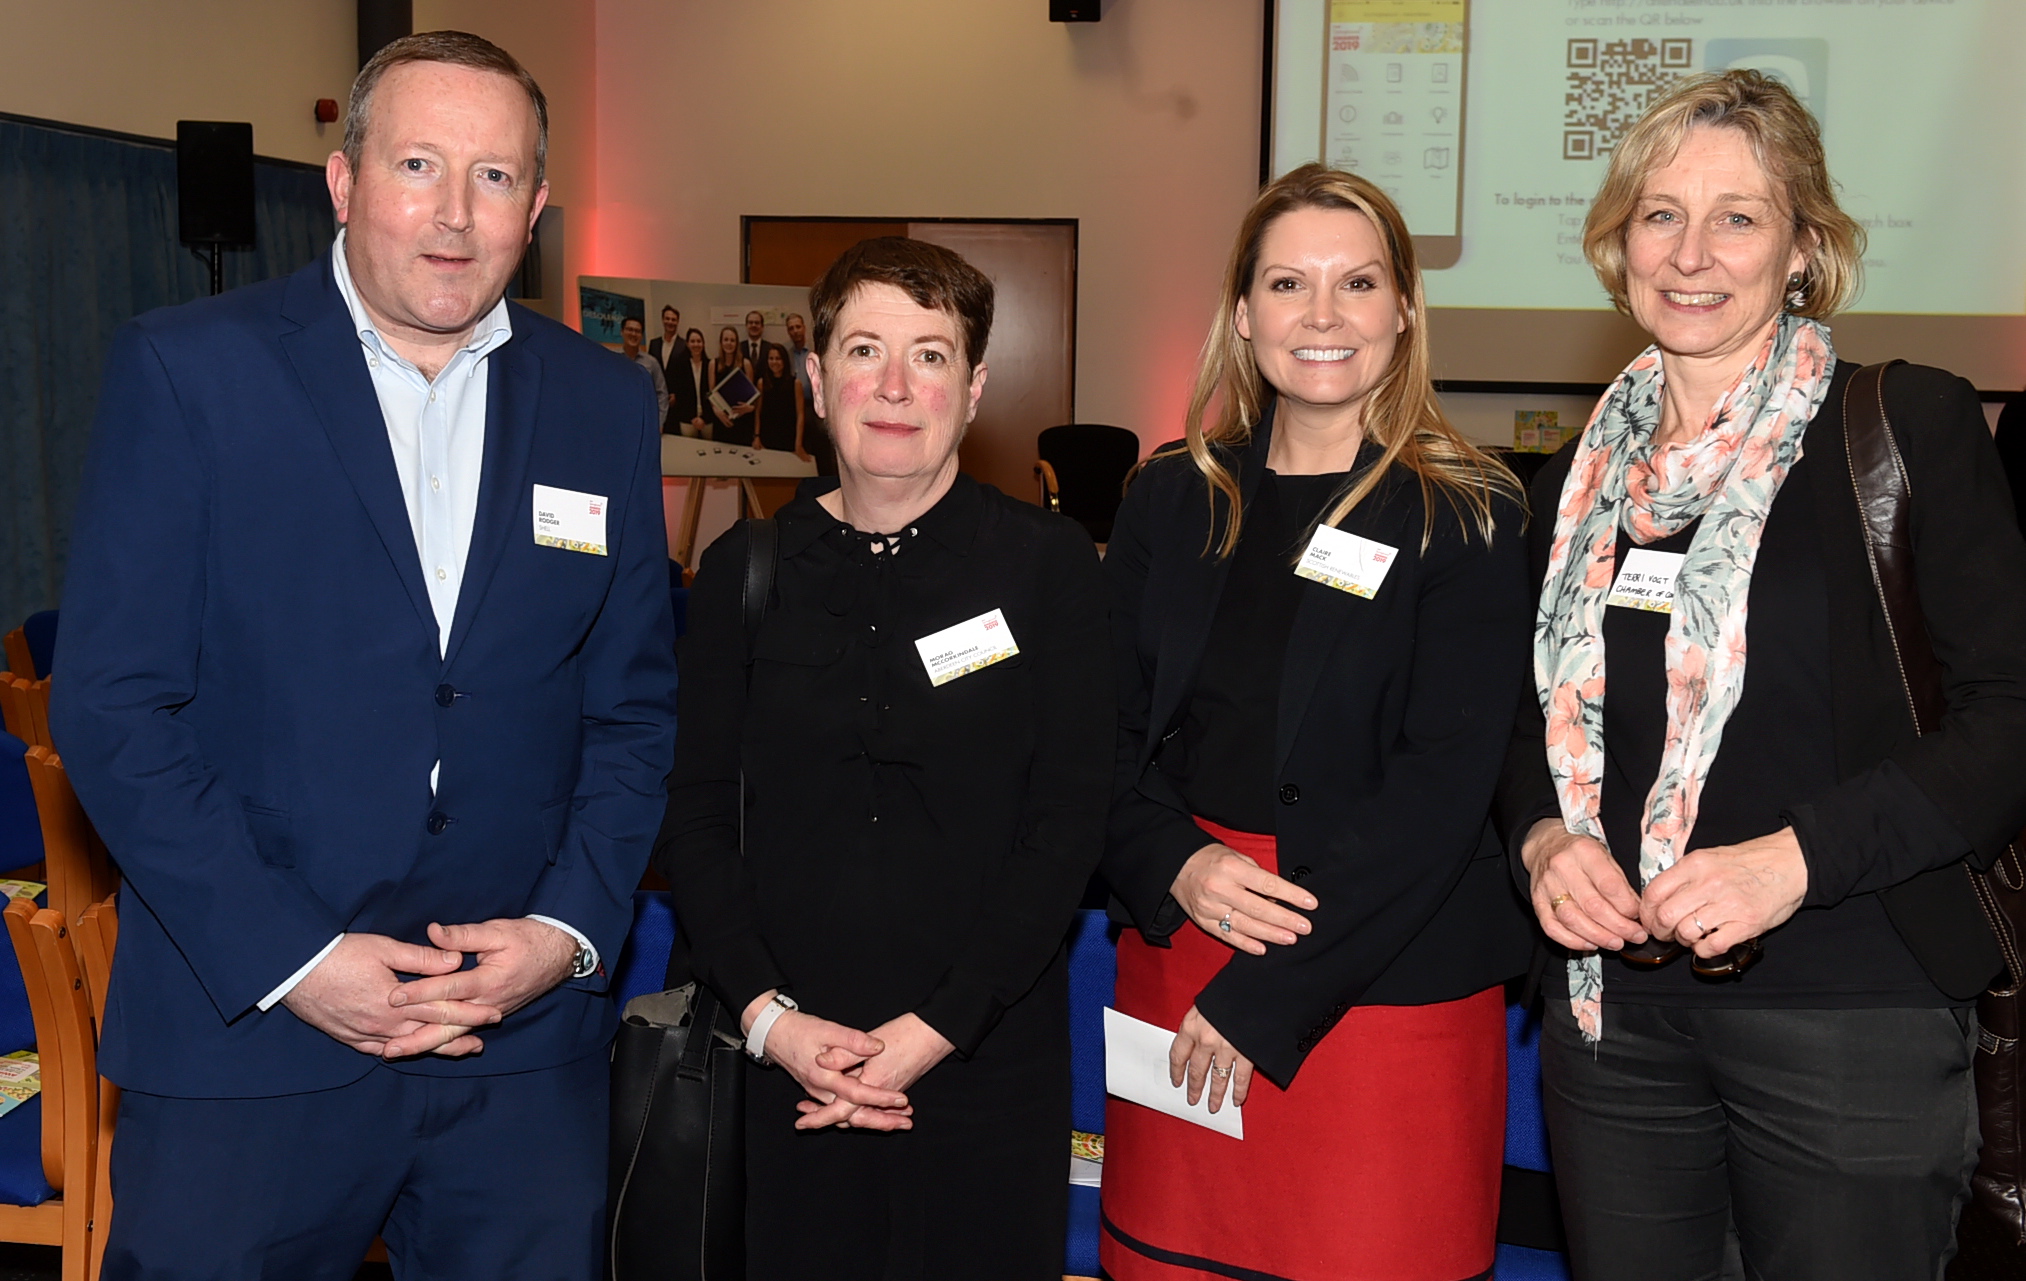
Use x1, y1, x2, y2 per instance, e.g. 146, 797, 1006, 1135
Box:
1102, 1007, 1244, 1140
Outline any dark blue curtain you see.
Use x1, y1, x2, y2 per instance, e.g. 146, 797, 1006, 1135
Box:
0, 116, 335, 630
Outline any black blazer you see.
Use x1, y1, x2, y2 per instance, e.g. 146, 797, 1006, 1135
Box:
1103, 416, 1535, 1085
665, 354, 710, 433
1497, 361, 2026, 998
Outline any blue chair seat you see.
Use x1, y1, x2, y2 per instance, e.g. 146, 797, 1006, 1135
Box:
0, 1093, 54, 1207
1496, 1242, 1573, 1280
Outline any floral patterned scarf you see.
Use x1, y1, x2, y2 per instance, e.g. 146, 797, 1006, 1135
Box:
1535, 313, 1836, 1043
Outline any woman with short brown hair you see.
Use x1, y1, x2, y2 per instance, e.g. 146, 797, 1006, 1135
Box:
658, 237, 1113, 1279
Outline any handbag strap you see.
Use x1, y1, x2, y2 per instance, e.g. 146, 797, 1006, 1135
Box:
1844, 360, 2026, 988
742, 517, 779, 662
1842, 360, 1947, 728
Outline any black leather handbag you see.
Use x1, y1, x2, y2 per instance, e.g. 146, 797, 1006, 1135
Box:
1842, 362, 2026, 1242
607, 518, 780, 1279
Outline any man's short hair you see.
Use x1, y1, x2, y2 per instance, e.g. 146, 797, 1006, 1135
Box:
809, 237, 994, 370
621, 317, 643, 334
661, 305, 678, 318
343, 31, 549, 190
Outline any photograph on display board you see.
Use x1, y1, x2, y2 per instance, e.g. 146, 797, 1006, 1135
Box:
578, 276, 820, 566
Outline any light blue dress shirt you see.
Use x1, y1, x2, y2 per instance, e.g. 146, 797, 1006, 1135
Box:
259, 232, 596, 1011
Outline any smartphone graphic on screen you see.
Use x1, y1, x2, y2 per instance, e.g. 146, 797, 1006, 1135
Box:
1320, 0, 1469, 268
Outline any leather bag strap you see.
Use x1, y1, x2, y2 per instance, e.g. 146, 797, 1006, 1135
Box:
1844, 361, 2025, 988
1842, 360, 1945, 727
742, 517, 779, 660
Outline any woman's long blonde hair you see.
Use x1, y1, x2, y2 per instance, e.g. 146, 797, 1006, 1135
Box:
1176, 162, 1518, 557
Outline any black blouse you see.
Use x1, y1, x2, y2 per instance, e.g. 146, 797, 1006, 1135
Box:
1568, 484, 1955, 1007
1170, 470, 1351, 834
653, 474, 1114, 1057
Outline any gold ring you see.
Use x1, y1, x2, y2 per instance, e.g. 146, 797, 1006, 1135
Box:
1549, 893, 1573, 909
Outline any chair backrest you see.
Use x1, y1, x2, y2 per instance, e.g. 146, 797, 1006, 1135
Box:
0, 897, 98, 1198
610, 890, 679, 1010
18, 615, 55, 682
0, 735, 42, 877
20, 752, 114, 938
75, 898, 116, 1034
0, 679, 50, 752
1065, 908, 1115, 1137
1, 633, 29, 682
1037, 425, 1142, 544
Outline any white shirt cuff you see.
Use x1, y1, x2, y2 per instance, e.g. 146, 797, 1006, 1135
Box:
258, 934, 344, 1011
527, 915, 598, 974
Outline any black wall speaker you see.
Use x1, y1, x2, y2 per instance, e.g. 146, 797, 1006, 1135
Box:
176, 121, 255, 247
1050, 0, 1101, 20
358, 0, 413, 69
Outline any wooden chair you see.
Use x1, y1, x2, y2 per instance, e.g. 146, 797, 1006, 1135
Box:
0, 898, 103, 1281
0, 678, 51, 752
74, 898, 116, 1281
1, 632, 31, 681
19, 752, 115, 961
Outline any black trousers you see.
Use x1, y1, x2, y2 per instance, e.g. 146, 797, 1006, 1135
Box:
1538, 999, 1979, 1281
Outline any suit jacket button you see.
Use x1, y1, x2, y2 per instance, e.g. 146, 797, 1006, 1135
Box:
1278, 783, 1300, 805
435, 683, 457, 707
426, 811, 450, 835
1289, 865, 1312, 882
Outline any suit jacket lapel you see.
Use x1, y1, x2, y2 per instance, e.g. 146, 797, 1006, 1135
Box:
278, 257, 438, 641
443, 332, 543, 668
1274, 455, 1399, 771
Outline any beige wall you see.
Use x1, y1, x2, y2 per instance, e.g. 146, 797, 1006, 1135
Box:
590, 0, 1264, 452
0, 0, 355, 166
415, 1, 597, 325
0, 0, 597, 321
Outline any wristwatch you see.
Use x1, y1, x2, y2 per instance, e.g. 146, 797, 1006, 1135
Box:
744, 992, 799, 1064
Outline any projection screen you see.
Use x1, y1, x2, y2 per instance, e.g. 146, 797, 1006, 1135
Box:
1267, 0, 2026, 391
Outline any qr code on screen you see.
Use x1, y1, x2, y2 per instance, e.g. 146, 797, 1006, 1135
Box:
1564, 38, 1693, 161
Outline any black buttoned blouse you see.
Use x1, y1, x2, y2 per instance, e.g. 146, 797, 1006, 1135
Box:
654, 473, 1114, 1059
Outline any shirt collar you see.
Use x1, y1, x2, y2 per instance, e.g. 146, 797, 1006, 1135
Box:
331, 228, 514, 375
778, 472, 981, 560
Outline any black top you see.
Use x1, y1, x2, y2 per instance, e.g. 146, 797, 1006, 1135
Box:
1103, 415, 1535, 1086
708, 357, 752, 445
1171, 470, 1351, 834
1577, 506, 1950, 1006
1500, 361, 2026, 1005
654, 474, 1114, 1059
756, 376, 800, 452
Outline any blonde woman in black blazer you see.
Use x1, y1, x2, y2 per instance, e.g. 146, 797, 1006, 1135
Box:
1098, 164, 1534, 1281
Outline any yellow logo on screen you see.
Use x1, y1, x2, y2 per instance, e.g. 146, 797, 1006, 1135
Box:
1330, 0, 1465, 21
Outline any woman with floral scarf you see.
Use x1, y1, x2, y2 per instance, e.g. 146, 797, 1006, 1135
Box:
1500, 71, 2026, 1279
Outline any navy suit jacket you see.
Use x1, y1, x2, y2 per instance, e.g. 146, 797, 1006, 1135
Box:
51, 250, 678, 1098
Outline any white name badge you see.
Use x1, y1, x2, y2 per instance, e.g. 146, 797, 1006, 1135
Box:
532, 484, 608, 556
914, 608, 1020, 687
1608, 548, 1686, 613
1294, 524, 1398, 599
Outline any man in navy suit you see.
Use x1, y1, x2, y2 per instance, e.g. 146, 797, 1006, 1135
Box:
51, 31, 675, 1280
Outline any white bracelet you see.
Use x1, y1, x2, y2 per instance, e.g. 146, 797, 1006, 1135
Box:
744, 992, 798, 1063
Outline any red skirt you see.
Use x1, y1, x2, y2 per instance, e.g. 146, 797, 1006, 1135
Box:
1100, 820, 1505, 1281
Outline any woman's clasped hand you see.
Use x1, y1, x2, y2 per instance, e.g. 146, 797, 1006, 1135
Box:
735, 989, 916, 1131
1170, 840, 1317, 955
1522, 819, 1810, 960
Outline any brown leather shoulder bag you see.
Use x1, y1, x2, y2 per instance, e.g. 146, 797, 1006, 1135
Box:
1843, 359, 2026, 1242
